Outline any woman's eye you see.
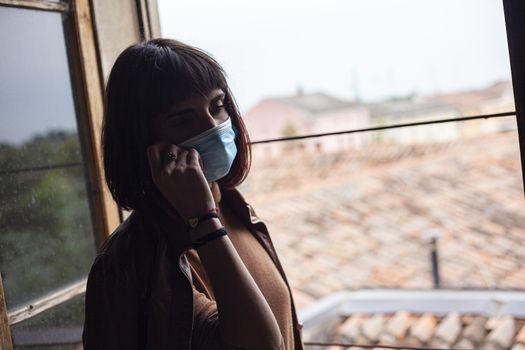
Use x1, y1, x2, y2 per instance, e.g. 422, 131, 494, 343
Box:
211, 105, 226, 114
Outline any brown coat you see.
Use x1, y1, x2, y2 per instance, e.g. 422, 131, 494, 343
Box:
82, 187, 305, 349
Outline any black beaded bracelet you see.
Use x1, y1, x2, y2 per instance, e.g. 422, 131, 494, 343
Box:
191, 227, 228, 249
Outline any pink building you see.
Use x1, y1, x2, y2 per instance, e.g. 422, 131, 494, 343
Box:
243, 92, 370, 158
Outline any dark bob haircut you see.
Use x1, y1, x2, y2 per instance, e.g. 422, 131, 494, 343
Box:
103, 38, 252, 211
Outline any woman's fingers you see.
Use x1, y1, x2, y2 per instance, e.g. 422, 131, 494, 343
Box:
160, 145, 182, 174
187, 148, 199, 166
145, 145, 213, 219
147, 145, 207, 198
148, 143, 185, 178
187, 148, 205, 172
162, 150, 177, 165
175, 149, 188, 168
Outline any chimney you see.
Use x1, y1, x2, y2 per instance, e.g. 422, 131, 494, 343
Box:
424, 229, 442, 289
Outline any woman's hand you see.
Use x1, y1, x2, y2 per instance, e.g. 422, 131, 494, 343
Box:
146, 143, 216, 222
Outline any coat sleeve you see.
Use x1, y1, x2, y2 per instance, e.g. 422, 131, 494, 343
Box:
83, 254, 143, 350
191, 285, 227, 349
191, 286, 285, 350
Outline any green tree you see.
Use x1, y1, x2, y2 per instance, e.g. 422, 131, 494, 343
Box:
280, 122, 304, 152
0, 130, 95, 309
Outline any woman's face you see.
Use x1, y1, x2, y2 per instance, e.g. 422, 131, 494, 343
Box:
151, 88, 229, 145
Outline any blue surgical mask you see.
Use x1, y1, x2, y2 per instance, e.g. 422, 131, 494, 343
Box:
179, 117, 238, 183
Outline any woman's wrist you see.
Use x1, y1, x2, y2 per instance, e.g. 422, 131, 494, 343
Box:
190, 217, 223, 241
184, 207, 220, 230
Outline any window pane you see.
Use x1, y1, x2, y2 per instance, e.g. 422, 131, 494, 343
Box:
0, 6, 96, 309
240, 122, 523, 310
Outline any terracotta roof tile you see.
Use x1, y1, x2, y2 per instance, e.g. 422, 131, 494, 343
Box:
432, 311, 462, 346
454, 338, 476, 349
339, 313, 364, 341
486, 316, 516, 349
408, 312, 437, 344
361, 314, 385, 342
384, 310, 412, 340
516, 323, 525, 344
329, 312, 525, 350
460, 316, 488, 346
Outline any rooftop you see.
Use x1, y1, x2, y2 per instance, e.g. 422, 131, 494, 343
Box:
269, 92, 356, 115
368, 100, 459, 121
424, 81, 514, 114
241, 129, 525, 311
330, 310, 525, 350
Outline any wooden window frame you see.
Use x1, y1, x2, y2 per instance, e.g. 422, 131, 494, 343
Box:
0, 0, 68, 13
0, 0, 522, 348
0, 0, 162, 329
0, 274, 13, 350
0, 0, 161, 341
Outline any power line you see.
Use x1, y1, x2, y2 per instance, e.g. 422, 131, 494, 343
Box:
250, 111, 515, 145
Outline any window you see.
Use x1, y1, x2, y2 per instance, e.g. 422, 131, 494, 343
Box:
158, 0, 525, 346
0, 3, 95, 311
0, 0, 141, 347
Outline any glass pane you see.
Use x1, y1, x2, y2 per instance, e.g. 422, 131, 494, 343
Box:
240, 121, 523, 310
11, 294, 85, 348
161, 0, 521, 311
0, 7, 96, 309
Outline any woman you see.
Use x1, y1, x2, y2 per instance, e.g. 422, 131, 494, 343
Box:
82, 38, 304, 350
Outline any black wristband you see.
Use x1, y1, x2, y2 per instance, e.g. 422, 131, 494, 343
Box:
187, 212, 220, 231
192, 227, 228, 249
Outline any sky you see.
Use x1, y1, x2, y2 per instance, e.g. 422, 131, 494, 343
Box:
158, 0, 512, 114
0, 7, 77, 145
